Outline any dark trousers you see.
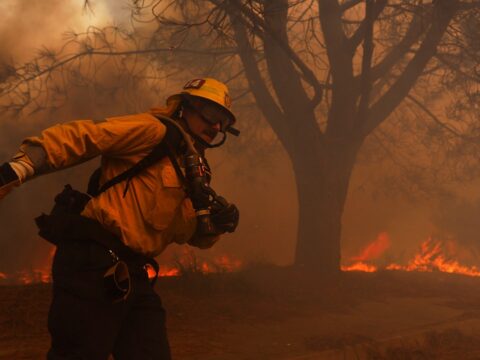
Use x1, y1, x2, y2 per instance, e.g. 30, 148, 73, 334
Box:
46, 238, 171, 360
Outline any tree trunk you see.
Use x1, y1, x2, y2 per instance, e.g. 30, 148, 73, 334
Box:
225, 0, 457, 278
291, 121, 359, 275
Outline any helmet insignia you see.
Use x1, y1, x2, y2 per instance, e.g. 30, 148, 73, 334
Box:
183, 79, 205, 90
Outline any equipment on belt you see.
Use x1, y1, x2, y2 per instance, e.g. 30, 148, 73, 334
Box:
37, 184, 160, 303
104, 260, 131, 302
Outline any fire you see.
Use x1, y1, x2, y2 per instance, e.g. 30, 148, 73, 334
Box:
341, 232, 389, 272
0, 246, 55, 285
341, 262, 377, 273
158, 253, 242, 277
213, 255, 242, 272
17, 269, 51, 285
386, 238, 480, 277
158, 267, 181, 277
0, 268, 52, 285
343, 234, 480, 278
0, 248, 242, 284
352, 232, 390, 261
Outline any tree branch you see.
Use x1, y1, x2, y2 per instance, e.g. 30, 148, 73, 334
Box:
368, 7, 427, 83
364, 0, 459, 136
347, 0, 388, 57
406, 94, 480, 141
356, 0, 376, 128
263, 2, 314, 110
216, 0, 325, 106
227, 4, 292, 149
1, 47, 237, 96
339, 0, 363, 12
435, 53, 480, 83
458, 0, 480, 10
318, 0, 354, 85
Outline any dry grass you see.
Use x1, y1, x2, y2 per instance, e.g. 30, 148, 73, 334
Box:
362, 328, 480, 359
1, 267, 480, 359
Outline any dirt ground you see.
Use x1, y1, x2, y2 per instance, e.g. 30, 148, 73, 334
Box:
1, 266, 480, 360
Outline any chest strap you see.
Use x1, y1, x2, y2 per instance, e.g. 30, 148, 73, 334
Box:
87, 118, 185, 197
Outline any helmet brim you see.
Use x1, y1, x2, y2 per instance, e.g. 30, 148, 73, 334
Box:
167, 93, 236, 126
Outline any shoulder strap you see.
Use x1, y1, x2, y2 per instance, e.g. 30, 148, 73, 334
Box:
87, 167, 102, 196
87, 118, 184, 197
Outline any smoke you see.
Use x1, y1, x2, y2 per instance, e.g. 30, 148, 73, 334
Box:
0, 0, 129, 273
0, 0, 109, 63
1, 0, 479, 278
0, 0, 298, 276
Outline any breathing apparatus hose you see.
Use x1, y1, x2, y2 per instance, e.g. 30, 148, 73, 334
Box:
155, 115, 220, 236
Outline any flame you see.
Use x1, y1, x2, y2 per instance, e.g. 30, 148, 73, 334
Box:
158, 253, 242, 277
341, 232, 390, 272
0, 247, 55, 285
14, 247, 56, 284
343, 235, 480, 278
341, 262, 377, 272
213, 255, 242, 272
17, 269, 51, 285
158, 266, 181, 277
352, 232, 390, 261
386, 238, 480, 277
0, 269, 52, 285
0, 247, 242, 284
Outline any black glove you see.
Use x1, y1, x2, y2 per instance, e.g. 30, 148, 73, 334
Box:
0, 162, 20, 200
187, 179, 216, 211
0, 162, 18, 185
210, 196, 239, 233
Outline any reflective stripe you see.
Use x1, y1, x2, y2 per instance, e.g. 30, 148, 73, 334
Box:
9, 161, 34, 183
17, 144, 49, 174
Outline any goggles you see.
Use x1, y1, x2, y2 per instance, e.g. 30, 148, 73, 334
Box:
184, 98, 240, 136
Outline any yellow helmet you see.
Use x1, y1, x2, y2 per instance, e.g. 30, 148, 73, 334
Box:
167, 78, 236, 126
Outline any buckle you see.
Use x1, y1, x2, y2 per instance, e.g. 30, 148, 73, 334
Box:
104, 261, 131, 303
108, 249, 119, 262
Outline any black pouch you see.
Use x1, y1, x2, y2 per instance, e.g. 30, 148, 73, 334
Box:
37, 184, 134, 302
35, 184, 91, 245
52, 184, 91, 215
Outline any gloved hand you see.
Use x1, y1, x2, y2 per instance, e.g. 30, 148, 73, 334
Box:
0, 163, 20, 200
210, 196, 239, 233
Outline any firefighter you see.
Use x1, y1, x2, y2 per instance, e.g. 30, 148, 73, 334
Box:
0, 77, 240, 360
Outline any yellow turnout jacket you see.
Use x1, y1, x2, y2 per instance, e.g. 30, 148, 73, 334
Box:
24, 111, 198, 257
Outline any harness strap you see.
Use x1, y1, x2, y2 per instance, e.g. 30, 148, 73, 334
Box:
88, 118, 184, 197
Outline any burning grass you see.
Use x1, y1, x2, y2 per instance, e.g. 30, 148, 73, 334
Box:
0, 250, 243, 285
342, 234, 480, 278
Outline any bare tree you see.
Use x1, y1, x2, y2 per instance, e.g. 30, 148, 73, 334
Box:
137, 0, 479, 275
146, 0, 480, 275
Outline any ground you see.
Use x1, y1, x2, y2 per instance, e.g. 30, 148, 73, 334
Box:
1, 266, 480, 359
